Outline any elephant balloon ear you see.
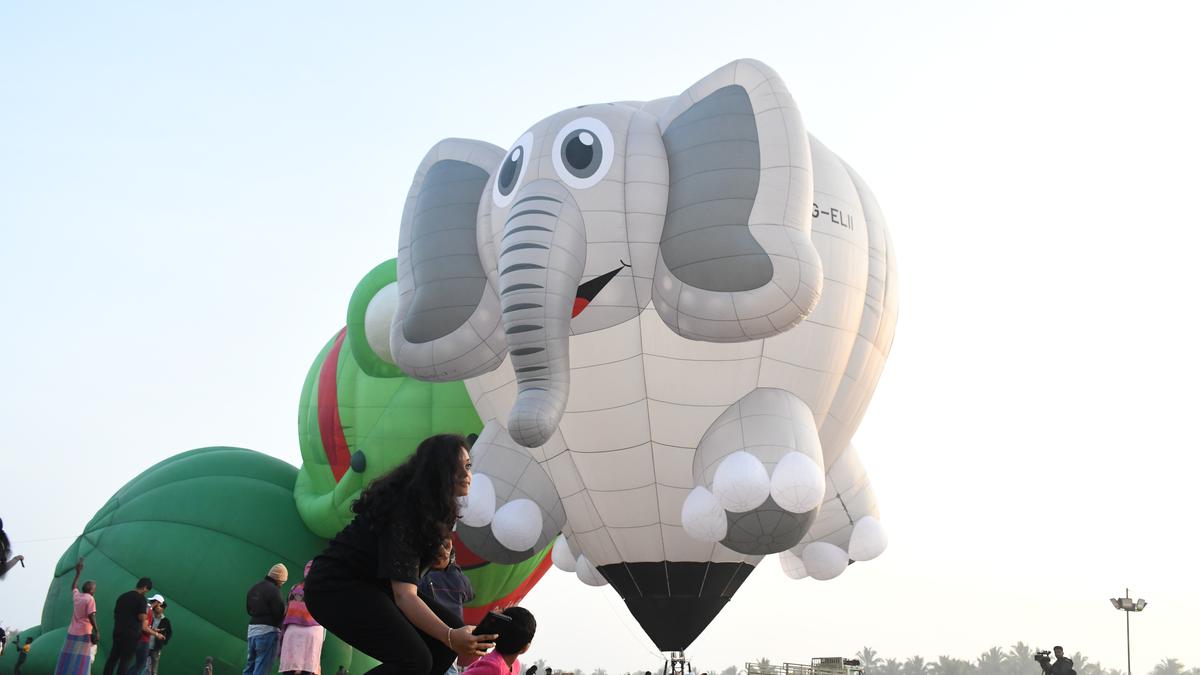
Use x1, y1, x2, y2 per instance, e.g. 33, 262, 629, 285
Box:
654, 59, 823, 342
345, 258, 406, 378
391, 138, 510, 381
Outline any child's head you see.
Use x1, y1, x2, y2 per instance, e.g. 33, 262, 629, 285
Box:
494, 606, 536, 656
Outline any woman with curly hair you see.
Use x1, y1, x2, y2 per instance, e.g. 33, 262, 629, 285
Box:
305, 434, 496, 675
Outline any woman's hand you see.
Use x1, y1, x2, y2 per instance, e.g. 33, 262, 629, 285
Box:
448, 626, 495, 658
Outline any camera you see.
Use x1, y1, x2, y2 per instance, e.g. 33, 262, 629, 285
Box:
1034, 652, 1052, 664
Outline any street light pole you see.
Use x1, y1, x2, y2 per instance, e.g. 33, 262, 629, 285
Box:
1125, 588, 1131, 675
1109, 587, 1147, 675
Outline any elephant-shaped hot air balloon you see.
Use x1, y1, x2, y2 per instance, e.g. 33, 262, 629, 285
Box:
379, 58, 897, 650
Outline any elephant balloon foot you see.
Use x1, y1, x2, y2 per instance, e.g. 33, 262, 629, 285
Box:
779, 443, 889, 581
683, 388, 827, 555
456, 421, 567, 563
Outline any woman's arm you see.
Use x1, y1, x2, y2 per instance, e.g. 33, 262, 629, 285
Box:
87, 613, 98, 644
390, 581, 495, 657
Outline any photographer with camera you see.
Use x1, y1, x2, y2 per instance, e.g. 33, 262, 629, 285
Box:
1034, 647, 1074, 675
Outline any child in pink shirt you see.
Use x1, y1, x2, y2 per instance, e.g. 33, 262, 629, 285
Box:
462, 607, 535, 675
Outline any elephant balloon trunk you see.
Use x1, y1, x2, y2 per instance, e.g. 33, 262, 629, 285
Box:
496, 179, 587, 448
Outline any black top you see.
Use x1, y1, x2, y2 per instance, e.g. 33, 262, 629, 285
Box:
315, 512, 429, 588
246, 578, 285, 627
113, 590, 147, 638
150, 616, 173, 652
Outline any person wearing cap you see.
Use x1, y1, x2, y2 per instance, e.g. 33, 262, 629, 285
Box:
144, 595, 172, 675
129, 595, 166, 675
243, 563, 288, 675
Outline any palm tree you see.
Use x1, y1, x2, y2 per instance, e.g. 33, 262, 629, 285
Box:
902, 656, 929, 675
858, 648, 882, 674
1008, 643, 1035, 675
879, 659, 903, 675
977, 647, 1006, 675
930, 656, 973, 675
1152, 659, 1185, 675
1068, 652, 1090, 675
756, 659, 773, 675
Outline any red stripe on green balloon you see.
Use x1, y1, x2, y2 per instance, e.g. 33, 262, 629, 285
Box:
317, 328, 352, 481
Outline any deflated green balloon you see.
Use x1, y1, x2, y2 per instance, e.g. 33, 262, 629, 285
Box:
7, 448, 372, 675
294, 260, 551, 622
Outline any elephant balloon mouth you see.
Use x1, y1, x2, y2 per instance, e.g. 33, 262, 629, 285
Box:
572, 261, 631, 318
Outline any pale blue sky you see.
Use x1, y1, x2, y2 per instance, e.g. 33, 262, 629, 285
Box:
2, 2, 1198, 672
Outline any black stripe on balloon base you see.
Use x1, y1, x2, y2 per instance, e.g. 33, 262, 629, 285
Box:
597, 561, 756, 651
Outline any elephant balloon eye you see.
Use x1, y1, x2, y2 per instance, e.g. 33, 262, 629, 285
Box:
551, 117, 614, 189
562, 130, 600, 177
497, 147, 523, 195
493, 131, 534, 208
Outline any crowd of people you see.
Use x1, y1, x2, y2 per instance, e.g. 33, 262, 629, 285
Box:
2, 434, 543, 675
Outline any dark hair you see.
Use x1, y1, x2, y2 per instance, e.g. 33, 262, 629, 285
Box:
494, 606, 536, 655
82, 580, 96, 594
136, 577, 153, 591
0, 518, 10, 579
1054, 646, 1063, 651
353, 434, 467, 564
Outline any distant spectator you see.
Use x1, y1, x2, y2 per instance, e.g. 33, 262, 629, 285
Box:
1, 518, 24, 578
15, 636, 33, 675
145, 595, 172, 675
101, 576, 155, 675
244, 563, 288, 675
462, 607, 536, 675
279, 561, 324, 675
55, 557, 99, 675
203, 657, 214, 675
